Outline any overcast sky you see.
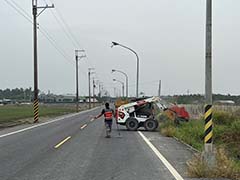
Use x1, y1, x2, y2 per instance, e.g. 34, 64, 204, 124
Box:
0, 0, 239, 97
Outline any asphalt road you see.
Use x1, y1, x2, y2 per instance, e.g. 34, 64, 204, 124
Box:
0, 107, 181, 180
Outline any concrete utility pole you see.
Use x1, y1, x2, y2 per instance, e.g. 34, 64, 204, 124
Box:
114, 87, 116, 97
158, 80, 161, 97
204, 0, 215, 166
88, 68, 94, 109
98, 82, 102, 97
93, 78, 95, 107
75, 50, 86, 112
32, 0, 54, 123
205, 0, 213, 152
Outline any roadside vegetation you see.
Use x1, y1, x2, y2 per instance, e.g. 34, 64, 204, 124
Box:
158, 109, 240, 180
0, 104, 78, 128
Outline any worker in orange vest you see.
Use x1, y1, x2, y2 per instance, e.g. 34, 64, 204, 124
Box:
94, 102, 115, 138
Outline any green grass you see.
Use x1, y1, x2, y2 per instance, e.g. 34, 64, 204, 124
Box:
159, 110, 240, 179
175, 120, 205, 151
0, 104, 77, 127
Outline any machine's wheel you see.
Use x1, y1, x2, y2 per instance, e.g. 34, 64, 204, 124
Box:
144, 119, 158, 131
126, 118, 139, 131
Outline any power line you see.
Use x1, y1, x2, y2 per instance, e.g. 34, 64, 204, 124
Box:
43, 0, 91, 78
46, 0, 95, 69
3, 0, 32, 23
3, 0, 74, 65
4, 0, 93, 80
39, 27, 73, 65
48, 0, 81, 48
45, 3, 79, 49
45, 0, 80, 49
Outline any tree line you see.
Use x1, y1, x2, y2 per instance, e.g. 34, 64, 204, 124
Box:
0, 88, 33, 101
164, 94, 240, 105
1, 88, 240, 105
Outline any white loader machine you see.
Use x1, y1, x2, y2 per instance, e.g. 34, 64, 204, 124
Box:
115, 97, 166, 131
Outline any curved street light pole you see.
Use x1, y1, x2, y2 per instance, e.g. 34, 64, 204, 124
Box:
112, 41, 139, 98
113, 79, 124, 97
112, 69, 128, 98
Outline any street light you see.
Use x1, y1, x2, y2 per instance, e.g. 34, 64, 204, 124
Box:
111, 41, 139, 98
88, 68, 95, 109
112, 69, 128, 98
113, 78, 124, 97
95, 80, 103, 97
92, 77, 98, 107
75, 50, 86, 112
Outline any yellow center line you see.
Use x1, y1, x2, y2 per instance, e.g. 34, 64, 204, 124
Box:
80, 124, 87, 129
54, 136, 71, 149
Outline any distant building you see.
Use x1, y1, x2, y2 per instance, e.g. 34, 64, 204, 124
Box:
0, 99, 13, 105
56, 95, 75, 103
38, 94, 95, 103
39, 94, 56, 103
85, 97, 98, 103
214, 100, 235, 105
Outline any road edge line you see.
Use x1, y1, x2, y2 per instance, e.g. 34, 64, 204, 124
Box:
0, 106, 100, 139
138, 131, 184, 180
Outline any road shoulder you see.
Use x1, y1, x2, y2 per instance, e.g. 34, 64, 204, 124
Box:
141, 130, 231, 180
141, 130, 193, 178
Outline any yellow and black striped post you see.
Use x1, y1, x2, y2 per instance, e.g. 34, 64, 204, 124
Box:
204, 104, 213, 151
33, 99, 39, 123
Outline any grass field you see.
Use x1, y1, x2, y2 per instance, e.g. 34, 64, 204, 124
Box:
0, 104, 80, 128
158, 110, 240, 179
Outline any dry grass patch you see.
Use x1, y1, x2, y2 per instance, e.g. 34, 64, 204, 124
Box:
160, 126, 176, 137
187, 148, 240, 180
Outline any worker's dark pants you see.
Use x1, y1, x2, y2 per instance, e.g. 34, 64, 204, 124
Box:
104, 120, 112, 132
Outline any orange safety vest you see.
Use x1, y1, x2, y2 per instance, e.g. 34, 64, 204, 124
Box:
104, 109, 113, 120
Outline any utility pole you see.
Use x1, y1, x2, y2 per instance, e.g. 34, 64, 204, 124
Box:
88, 70, 91, 109
204, 0, 214, 165
88, 68, 94, 109
98, 82, 101, 97
75, 50, 86, 112
75, 52, 79, 112
158, 80, 161, 97
32, 0, 54, 123
114, 87, 116, 97
93, 78, 95, 107
122, 84, 124, 97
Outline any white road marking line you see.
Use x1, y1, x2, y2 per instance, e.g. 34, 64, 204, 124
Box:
138, 131, 184, 180
54, 136, 71, 149
80, 124, 87, 129
90, 118, 95, 122
0, 107, 100, 139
